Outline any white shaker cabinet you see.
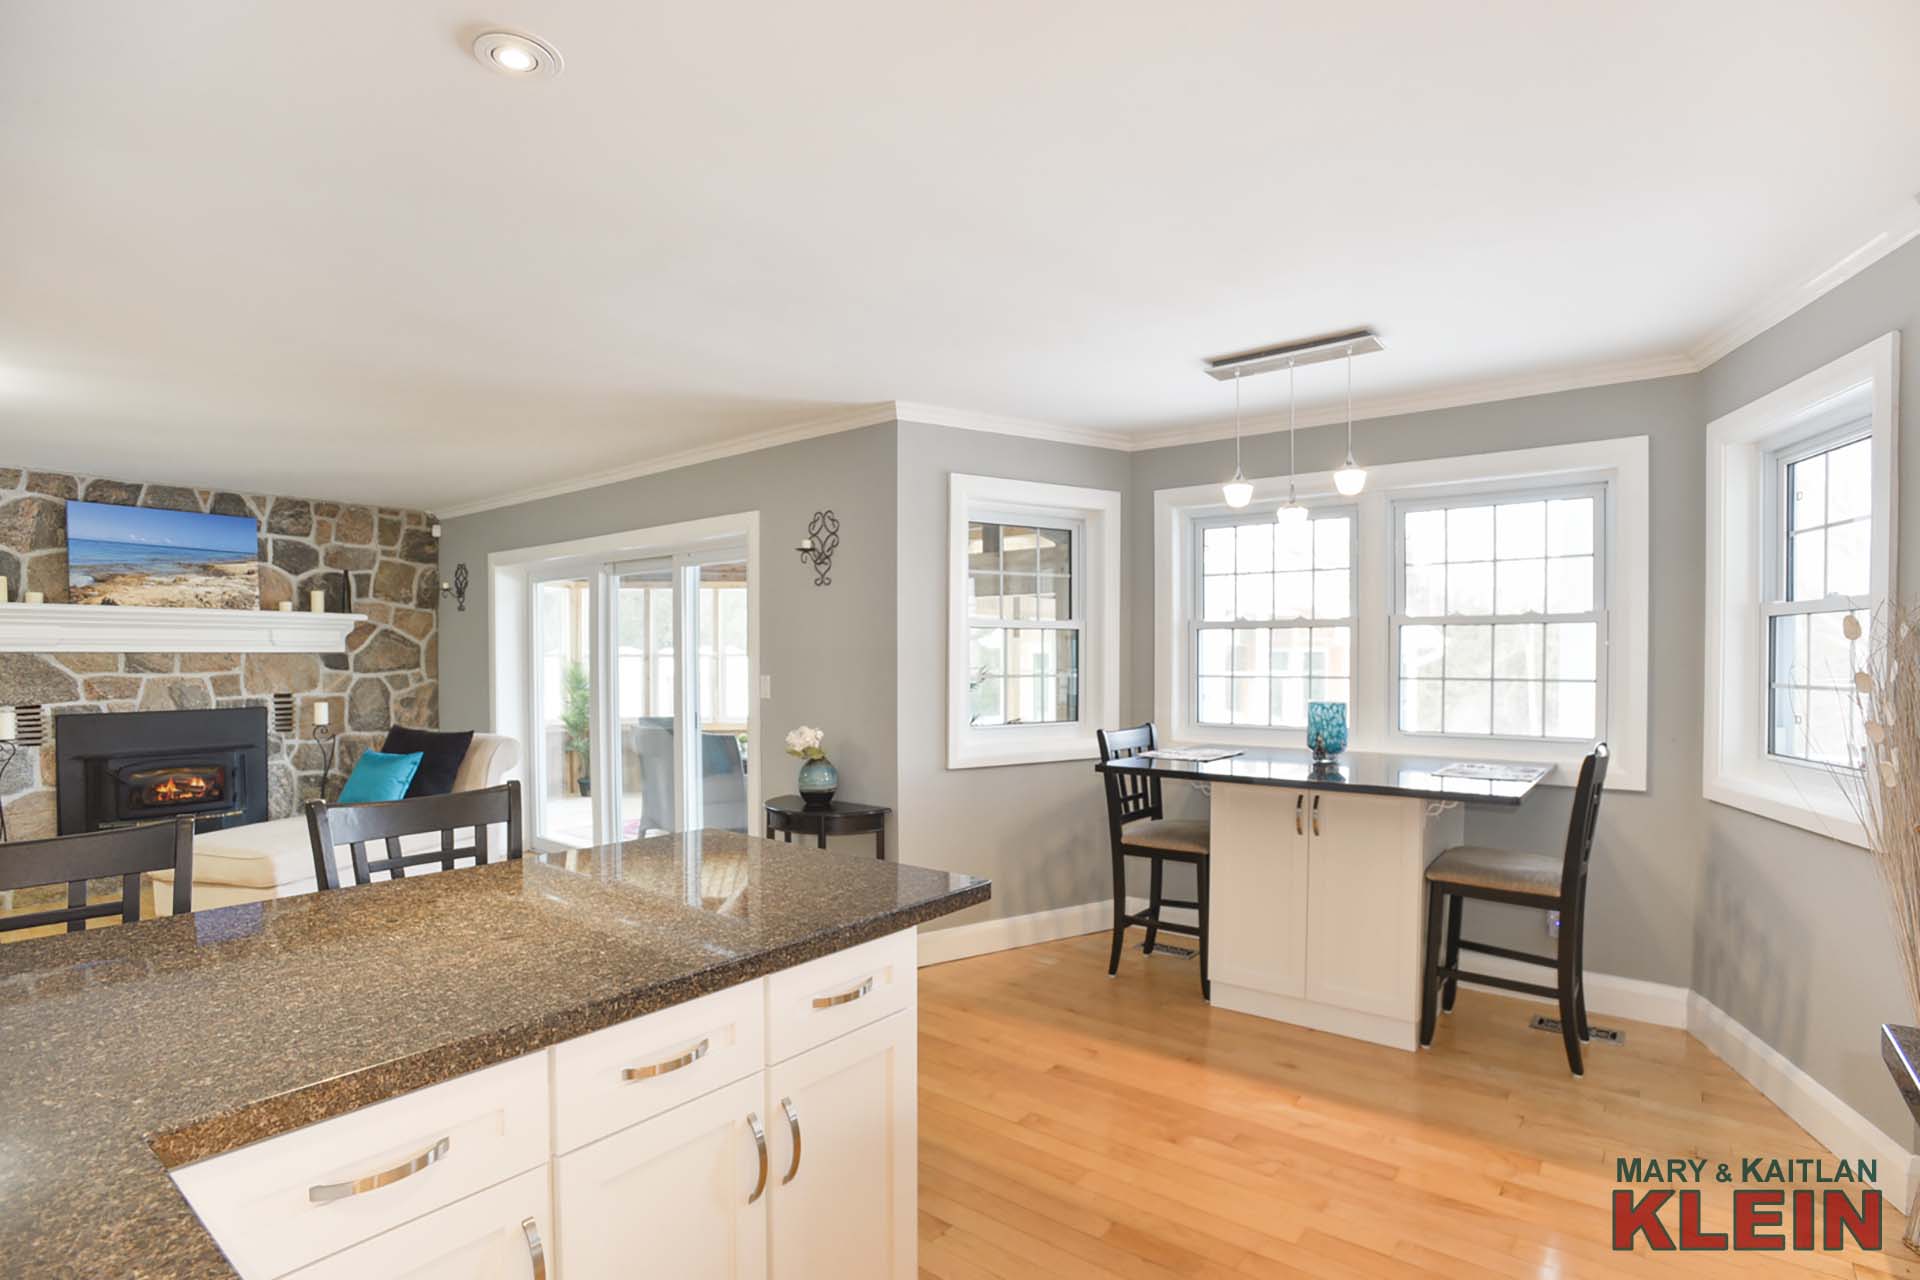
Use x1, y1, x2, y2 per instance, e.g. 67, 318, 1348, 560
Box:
283, 1167, 552, 1280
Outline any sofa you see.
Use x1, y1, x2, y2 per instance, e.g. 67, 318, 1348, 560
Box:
149, 733, 521, 914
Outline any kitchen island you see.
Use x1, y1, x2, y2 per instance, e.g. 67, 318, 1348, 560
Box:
0, 830, 988, 1279
1098, 746, 1547, 1050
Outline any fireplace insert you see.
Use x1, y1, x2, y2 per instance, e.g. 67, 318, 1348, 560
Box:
55, 707, 269, 835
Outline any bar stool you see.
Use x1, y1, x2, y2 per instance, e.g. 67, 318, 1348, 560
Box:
1097, 723, 1210, 998
1420, 743, 1610, 1075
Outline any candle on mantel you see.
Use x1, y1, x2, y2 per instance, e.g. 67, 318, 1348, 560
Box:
23, 591, 44, 605
0, 706, 16, 742
0, 574, 9, 603
277, 601, 294, 612
309, 589, 326, 613
313, 700, 331, 728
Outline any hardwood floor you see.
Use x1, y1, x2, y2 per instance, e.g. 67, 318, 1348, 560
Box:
918, 934, 1917, 1279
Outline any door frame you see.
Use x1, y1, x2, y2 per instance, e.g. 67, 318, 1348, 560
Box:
487, 511, 763, 846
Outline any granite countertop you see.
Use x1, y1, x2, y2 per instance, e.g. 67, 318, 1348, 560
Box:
1097, 745, 1551, 806
0, 830, 989, 1279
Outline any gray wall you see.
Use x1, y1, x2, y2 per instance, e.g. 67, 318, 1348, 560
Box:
1128, 375, 1706, 988
893, 420, 1135, 927
437, 423, 901, 846
1694, 235, 1920, 1139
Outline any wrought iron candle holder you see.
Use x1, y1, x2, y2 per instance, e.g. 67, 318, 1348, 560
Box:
441, 563, 469, 611
796, 511, 839, 586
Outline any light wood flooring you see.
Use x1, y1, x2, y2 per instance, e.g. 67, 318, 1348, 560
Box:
918, 933, 1917, 1279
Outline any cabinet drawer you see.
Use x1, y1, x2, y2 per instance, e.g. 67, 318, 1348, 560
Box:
285, 1165, 551, 1279
170, 1053, 550, 1280
551, 980, 766, 1154
765, 929, 916, 1063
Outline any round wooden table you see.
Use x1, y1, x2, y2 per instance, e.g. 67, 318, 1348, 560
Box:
763, 795, 892, 860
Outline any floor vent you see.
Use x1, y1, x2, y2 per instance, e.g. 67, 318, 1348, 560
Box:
1530, 1014, 1623, 1044
271, 693, 295, 734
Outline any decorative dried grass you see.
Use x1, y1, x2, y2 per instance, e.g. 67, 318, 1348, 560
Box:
1849, 602, 1920, 1022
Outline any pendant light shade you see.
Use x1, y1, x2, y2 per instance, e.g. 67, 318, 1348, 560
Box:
1222, 368, 1253, 508
1332, 344, 1367, 496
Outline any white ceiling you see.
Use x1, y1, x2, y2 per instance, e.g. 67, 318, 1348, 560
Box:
4, 1, 1918, 513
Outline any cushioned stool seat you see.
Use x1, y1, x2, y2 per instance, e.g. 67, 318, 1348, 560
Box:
1124, 818, 1211, 856
1425, 844, 1561, 896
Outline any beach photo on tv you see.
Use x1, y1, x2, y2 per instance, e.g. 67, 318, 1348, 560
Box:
66, 500, 260, 609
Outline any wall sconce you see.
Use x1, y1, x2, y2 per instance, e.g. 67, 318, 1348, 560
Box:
796, 511, 839, 586
441, 563, 469, 611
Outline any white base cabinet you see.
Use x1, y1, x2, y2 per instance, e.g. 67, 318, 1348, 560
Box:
173, 929, 919, 1280
766, 1012, 916, 1280
1208, 784, 1462, 1050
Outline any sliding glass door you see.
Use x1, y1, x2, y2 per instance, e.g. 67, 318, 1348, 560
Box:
529, 544, 752, 849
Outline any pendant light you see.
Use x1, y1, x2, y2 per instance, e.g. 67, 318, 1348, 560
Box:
1332, 343, 1368, 496
1275, 360, 1309, 533
1221, 367, 1253, 508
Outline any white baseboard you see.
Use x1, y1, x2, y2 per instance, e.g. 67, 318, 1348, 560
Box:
1455, 953, 1690, 1029
917, 897, 1146, 967
1685, 992, 1917, 1208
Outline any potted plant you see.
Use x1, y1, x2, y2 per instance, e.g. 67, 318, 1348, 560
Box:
562, 660, 592, 797
785, 725, 837, 809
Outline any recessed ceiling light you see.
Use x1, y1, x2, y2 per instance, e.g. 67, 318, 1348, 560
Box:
472, 30, 563, 79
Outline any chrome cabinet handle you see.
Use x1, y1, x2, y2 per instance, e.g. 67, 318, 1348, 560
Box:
308, 1136, 450, 1204
622, 1037, 710, 1082
780, 1096, 803, 1185
521, 1218, 546, 1280
812, 977, 873, 1009
1311, 794, 1321, 837
746, 1112, 769, 1204
1294, 794, 1303, 835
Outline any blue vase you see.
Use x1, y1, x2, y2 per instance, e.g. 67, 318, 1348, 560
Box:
798, 756, 839, 809
1307, 701, 1348, 761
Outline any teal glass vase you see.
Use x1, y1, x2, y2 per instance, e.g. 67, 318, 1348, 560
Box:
798, 756, 839, 809
1307, 701, 1348, 761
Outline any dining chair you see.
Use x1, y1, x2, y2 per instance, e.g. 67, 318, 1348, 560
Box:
1097, 723, 1211, 998
0, 817, 194, 935
306, 781, 524, 890
1419, 742, 1610, 1074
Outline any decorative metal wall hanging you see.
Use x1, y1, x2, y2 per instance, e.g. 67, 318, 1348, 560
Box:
441, 563, 469, 611
796, 511, 839, 586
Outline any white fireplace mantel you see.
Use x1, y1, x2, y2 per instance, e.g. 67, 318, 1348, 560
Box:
0, 602, 367, 654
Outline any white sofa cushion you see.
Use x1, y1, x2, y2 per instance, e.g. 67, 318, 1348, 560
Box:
151, 733, 521, 890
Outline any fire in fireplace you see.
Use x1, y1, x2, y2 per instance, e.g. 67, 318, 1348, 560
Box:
55, 708, 269, 835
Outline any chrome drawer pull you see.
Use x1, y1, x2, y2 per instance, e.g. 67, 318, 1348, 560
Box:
622, 1037, 710, 1082
812, 977, 874, 1009
780, 1096, 802, 1185
307, 1136, 450, 1204
746, 1112, 769, 1204
521, 1217, 547, 1280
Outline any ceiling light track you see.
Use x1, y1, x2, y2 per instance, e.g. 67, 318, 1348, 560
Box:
1203, 327, 1384, 381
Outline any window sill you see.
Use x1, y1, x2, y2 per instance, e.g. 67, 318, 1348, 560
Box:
948, 733, 1098, 771
1704, 768, 1866, 848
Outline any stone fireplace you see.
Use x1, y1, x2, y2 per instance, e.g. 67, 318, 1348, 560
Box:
0, 465, 441, 841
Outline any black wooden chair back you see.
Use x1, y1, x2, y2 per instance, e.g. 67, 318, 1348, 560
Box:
1556, 743, 1609, 912
0, 817, 193, 934
306, 781, 524, 890
1097, 723, 1163, 837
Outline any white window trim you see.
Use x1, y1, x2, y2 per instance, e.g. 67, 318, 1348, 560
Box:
1154, 436, 1650, 791
1704, 331, 1899, 847
948, 473, 1121, 769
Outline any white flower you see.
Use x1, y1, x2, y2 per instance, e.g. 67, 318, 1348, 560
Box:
784, 725, 826, 758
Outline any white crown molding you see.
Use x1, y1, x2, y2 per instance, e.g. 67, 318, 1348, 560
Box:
1690, 199, 1920, 370
891, 400, 1134, 451
0, 602, 365, 654
434, 402, 900, 518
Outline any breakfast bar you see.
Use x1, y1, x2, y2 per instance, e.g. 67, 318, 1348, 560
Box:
1097, 746, 1547, 1050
